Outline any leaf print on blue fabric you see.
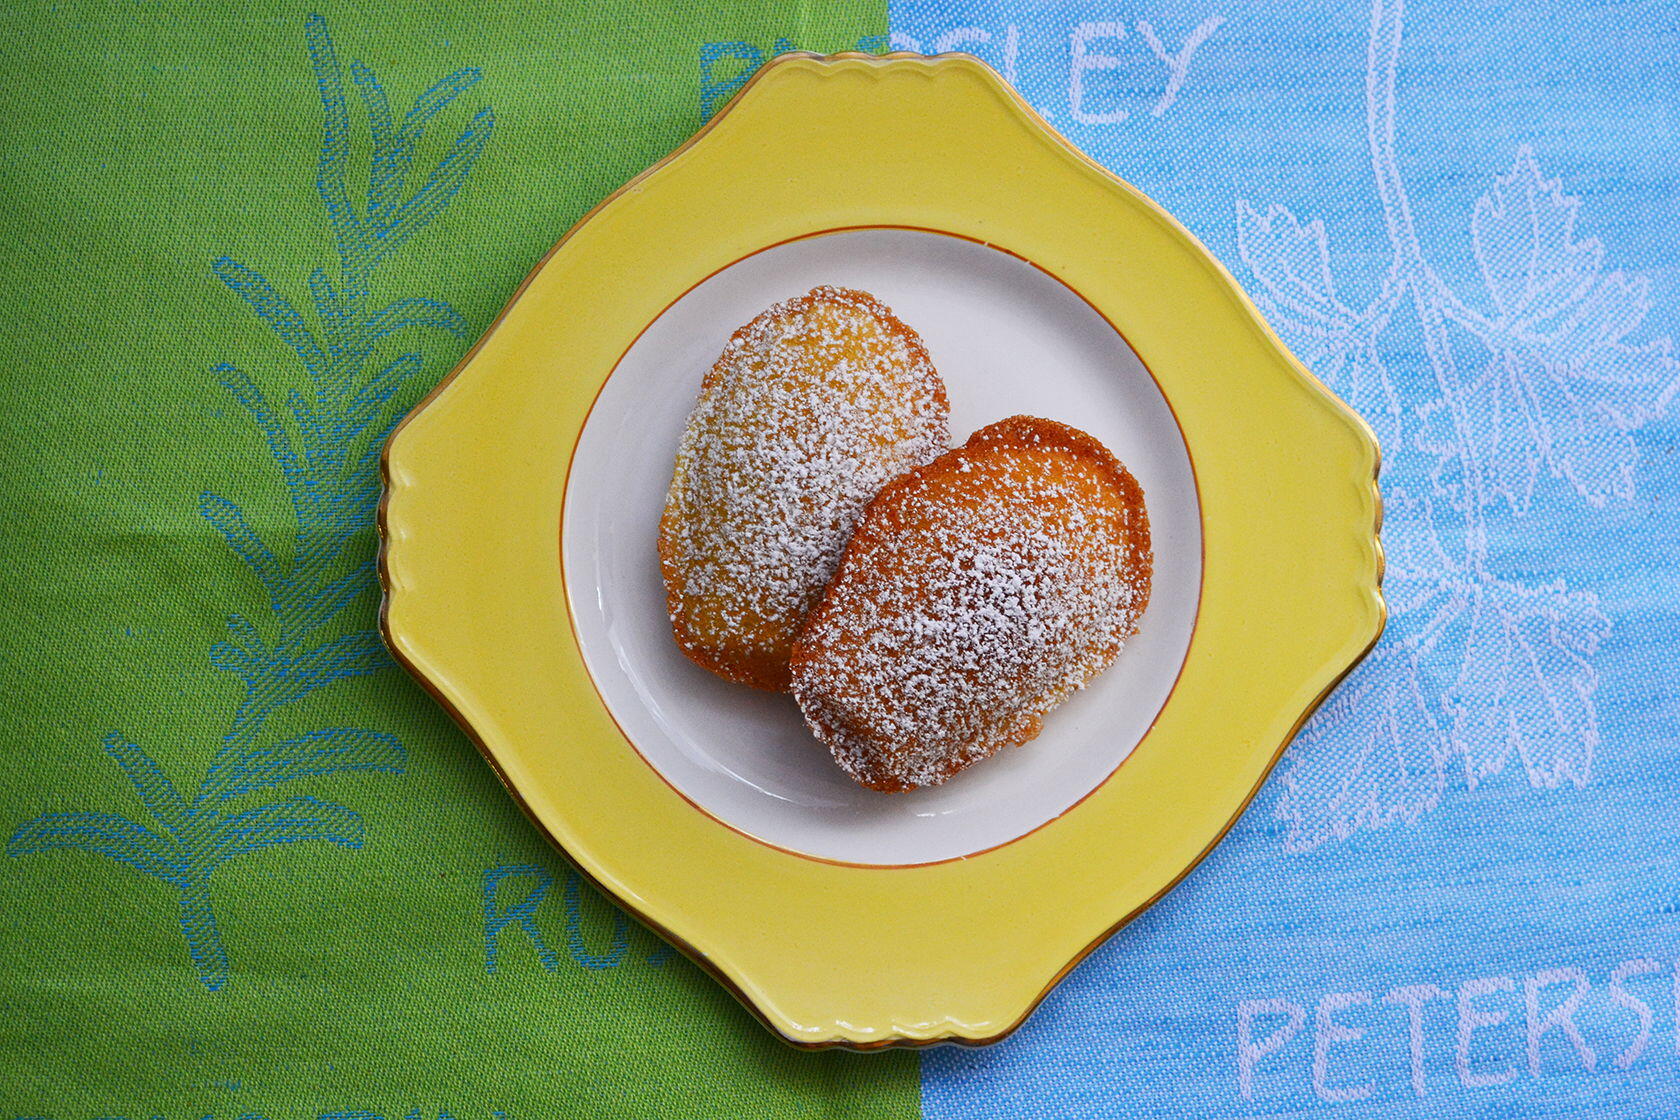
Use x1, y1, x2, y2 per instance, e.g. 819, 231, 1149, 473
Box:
1444, 150, 1680, 511
1236, 201, 1404, 452
1275, 644, 1447, 853
7, 14, 492, 989
1250, 0, 1672, 851
1443, 577, 1609, 790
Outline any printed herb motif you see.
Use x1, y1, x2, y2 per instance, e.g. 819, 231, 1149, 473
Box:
1239, 0, 1677, 851
7, 14, 493, 989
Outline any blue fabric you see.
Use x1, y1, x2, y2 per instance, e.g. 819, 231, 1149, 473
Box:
887, 1, 1680, 1116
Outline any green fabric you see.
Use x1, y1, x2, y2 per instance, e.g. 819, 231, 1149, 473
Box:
0, 2, 914, 1116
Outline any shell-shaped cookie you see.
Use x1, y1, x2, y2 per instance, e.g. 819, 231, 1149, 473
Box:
790, 416, 1152, 791
659, 286, 949, 690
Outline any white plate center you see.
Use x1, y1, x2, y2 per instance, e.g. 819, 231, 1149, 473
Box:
563, 229, 1200, 865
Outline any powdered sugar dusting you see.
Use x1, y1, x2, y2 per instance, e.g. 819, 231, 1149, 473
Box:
660, 286, 949, 689
791, 417, 1152, 791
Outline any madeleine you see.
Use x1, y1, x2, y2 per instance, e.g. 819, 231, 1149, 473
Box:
659, 287, 949, 690
790, 416, 1152, 790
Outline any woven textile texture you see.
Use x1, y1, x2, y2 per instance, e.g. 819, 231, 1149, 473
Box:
888, 0, 1680, 1117
0, 3, 914, 1116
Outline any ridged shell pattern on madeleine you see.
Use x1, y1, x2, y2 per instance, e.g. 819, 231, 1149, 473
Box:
790, 416, 1152, 791
660, 286, 950, 690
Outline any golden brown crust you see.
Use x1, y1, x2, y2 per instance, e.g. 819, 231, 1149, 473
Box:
659, 286, 949, 690
790, 416, 1152, 791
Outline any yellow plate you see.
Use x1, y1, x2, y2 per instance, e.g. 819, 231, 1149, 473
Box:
380, 52, 1384, 1048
